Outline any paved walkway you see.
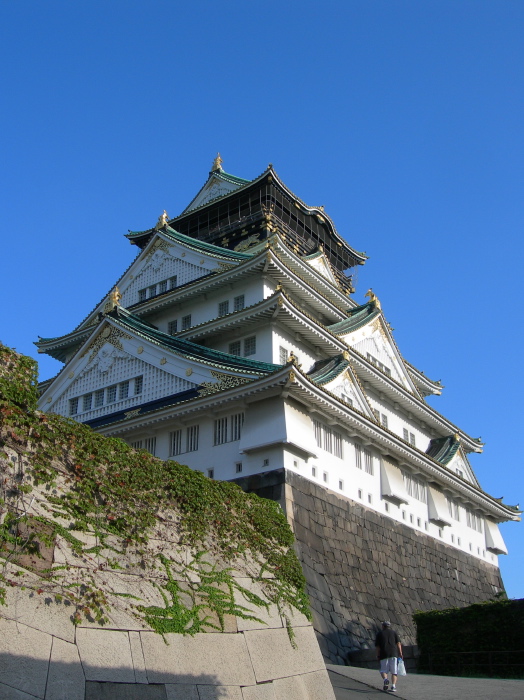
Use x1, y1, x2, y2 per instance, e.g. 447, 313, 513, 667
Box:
327, 664, 524, 700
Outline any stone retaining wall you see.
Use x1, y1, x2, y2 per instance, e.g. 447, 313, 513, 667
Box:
233, 469, 504, 665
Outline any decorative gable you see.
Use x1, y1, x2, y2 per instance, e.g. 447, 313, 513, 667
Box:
303, 251, 339, 287
323, 369, 374, 418
447, 449, 478, 486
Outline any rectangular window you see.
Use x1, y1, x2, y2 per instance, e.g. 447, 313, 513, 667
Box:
410, 433, 416, 446
385, 502, 389, 512
69, 397, 79, 416
323, 471, 328, 483
170, 276, 177, 290
83, 393, 93, 412
243, 336, 256, 356
368, 494, 372, 504
403, 428, 409, 441
170, 429, 182, 456
402, 471, 427, 503
214, 417, 228, 445
218, 300, 230, 317
134, 376, 143, 395
138, 289, 147, 302
364, 449, 373, 475
384, 367, 392, 377
186, 425, 199, 452
313, 419, 343, 458
181, 314, 191, 330
235, 462, 243, 473
131, 440, 143, 450
339, 480, 344, 490
231, 412, 244, 441
333, 431, 343, 459
148, 285, 157, 298
94, 389, 105, 408
447, 497, 460, 521
372, 408, 380, 421
229, 340, 241, 356
312, 466, 316, 477
168, 320, 178, 336
119, 381, 129, 400
466, 508, 483, 533
107, 385, 117, 404
233, 294, 245, 311
355, 444, 362, 470
358, 489, 363, 499
279, 346, 288, 364
144, 437, 156, 456
159, 280, 168, 294
381, 414, 388, 429
207, 469, 214, 479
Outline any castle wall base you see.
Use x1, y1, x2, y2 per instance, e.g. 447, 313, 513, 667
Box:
233, 469, 505, 665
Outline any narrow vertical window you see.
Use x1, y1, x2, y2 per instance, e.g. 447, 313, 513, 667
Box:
170, 429, 182, 456
134, 376, 143, 395
231, 412, 244, 441
186, 425, 199, 452
168, 320, 178, 336
364, 448, 373, 475
233, 294, 245, 311
159, 280, 168, 294
181, 314, 191, 330
207, 469, 214, 479
235, 462, 243, 473
355, 444, 362, 469
94, 389, 105, 407
214, 417, 228, 445
83, 393, 93, 412
69, 397, 79, 416
138, 289, 147, 302
229, 340, 241, 356
279, 346, 288, 364
144, 437, 156, 456
409, 432, 416, 446
170, 276, 177, 290
119, 381, 129, 400
107, 385, 117, 404
243, 336, 256, 356
148, 284, 157, 298
381, 414, 388, 429
403, 428, 409, 441
218, 300, 230, 317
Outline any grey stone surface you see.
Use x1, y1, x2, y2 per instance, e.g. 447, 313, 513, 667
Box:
234, 578, 283, 631
85, 681, 167, 699
76, 628, 135, 682
244, 627, 325, 683
197, 686, 243, 699
0, 618, 52, 698
129, 630, 148, 683
241, 684, 276, 700
0, 682, 41, 699
272, 676, 307, 700
2, 584, 75, 643
301, 669, 337, 699
141, 631, 257, 686
165, 685, 199, 700
45, 637, 85, 700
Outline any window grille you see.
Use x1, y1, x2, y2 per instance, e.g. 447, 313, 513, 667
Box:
181, 314, 191, 330
138, 289, 147, 302
364, 448, 373, 475
159, 280, 168, 294
168, 320, 178, 336
186, 425, 199, 452
381, 414, 388, 429
107, 385, 117, 404
131, 440, 143, 449
83, 394, 92, 412
323, 472, 328, 483
279, 346, 288, 364
69, 398, 79, 416
333, 431, 343, 458
355, 443, 362, 469
134, 376, 143, 395
218, 300, 229, 317
94, 389, 104, 408
410, 433, 416, 446
243, 336, 256, 356
447, 497, 460, 521
214, 417, 228, 445
119, 381, 129, 400
144, 437, 156, 456
402, 472, 427, 502
148, 285, 157, 298
235, 462, 243, 473
207, 469, 214, 479
372, 408, 380, 421
368, 494, 372, 504
233, 295, 245, 311
170, 276, 177, 290
229, 341, 241, 356
403, 428, 409, 441
466, 508, 483, 532
170, 429, 182, 456
358, 489, 363, 499
231, 412, 244, 441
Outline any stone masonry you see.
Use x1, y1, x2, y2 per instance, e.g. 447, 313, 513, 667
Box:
233, 469, 504, 665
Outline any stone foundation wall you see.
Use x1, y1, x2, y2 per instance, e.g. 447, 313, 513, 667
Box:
233, 469, 505, 665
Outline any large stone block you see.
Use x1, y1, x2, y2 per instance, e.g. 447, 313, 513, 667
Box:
0, 682, 41, 699
140, 631, 256, 686
165, 685, 199, 700
45, 637, 85, 700
241, 683, 276, 700
0, 618, 51, 698
301, 669, 336, 699
85, 682, 168, 699
197, 686, 243, 699
76, 628, 135, 683
244, 626, 325, 683
129, 631, 148, 683
233, 578, 283, 631
272, 676, 306, 700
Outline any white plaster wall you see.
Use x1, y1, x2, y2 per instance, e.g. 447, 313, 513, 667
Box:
366, 391, 433, 451
271, 325, 318, 372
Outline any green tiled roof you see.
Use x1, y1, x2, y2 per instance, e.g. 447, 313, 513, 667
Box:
425, 435, 460, 465
328, 302, 380, 335
307, 354, 349, 385
161, 226, 253, 260
110, 307, 279, 374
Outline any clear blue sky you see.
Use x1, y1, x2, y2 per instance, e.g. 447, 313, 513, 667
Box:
1, 1, 522, 598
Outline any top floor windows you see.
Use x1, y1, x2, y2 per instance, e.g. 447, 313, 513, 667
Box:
68, 376, 143, 416
366, 353, 392, 377
313, 420, 343, 458
138, 276, 177, 303
279, 346, 288, 364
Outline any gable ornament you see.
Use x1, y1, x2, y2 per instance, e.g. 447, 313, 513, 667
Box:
365, 288, 382, 311
155, 210, 169, 230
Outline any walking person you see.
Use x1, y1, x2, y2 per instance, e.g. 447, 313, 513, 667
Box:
375, 621, 403, 692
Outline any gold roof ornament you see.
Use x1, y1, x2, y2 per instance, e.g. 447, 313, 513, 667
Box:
365, 288, 382, 311
155, 210, 169, 230
211, 153, 223, 172
453, 433, 460, 442
109, 286, 122, 310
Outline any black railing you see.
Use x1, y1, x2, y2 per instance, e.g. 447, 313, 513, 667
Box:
421, 650, 524, 678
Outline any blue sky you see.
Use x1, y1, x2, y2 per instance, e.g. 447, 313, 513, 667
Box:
1, 2, 522, 598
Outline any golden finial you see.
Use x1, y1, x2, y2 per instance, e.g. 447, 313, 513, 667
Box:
155, 210, 169, 230
276, 282, 283, 291
365, 288, 382, 310
109, 286, 122, 309
211, 153, 223, 172
453, 433, 460, 442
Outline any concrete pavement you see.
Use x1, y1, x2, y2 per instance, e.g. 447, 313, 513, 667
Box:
327, 664, 524, 700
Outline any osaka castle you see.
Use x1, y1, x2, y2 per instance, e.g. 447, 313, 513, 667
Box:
37, 155, 519, 573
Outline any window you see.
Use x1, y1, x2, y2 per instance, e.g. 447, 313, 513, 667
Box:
364, 449, 373, 475
214, 417, 228, 445
169, 276, 177, 290
279, 346, 288, 364
366, 352, 392, 376
457, 537, 461, 545
131, 440, 143, 450
313, 419, 343, 458
451, 534, 455, 543
159, 280, 168, 294
234, 295, 245, 311
170, 429, 182, 456
235, 462, 243, 473
323, 471, 328, 483
410, 514, 414, 523
341, 393, 353, 406
119, 381, 129, 400
447, 497, 460, 521
244, 336, 256, 356
381, 414, 388, 429
403, 428, 409, 441
410, 433, 416, 446
339, 480, 344, 490
138, 289, 147, 302
107, 385, 117, 404
417, 517, 421, 527
402, 472, 427, 502
144, 437, 156, 456
134, 376, 143, 395
168, 320, 178, 336
402, 510, 406, 519
263, 458, 269, 466
207, 469, 214, 479
355, 444, 362, 470
229, 340, 241, 356
368, 494, 372, 504
94, 389, 105, 408
466, 508, 483, 533
312, 466, 317, 477
148, 284, 157, 298
83, 393, 92, 412
181, 314, 191, 330
403, 428, 416, 445
69, 398, 79, 416
293, 460, 298, 468
186, 425, 199, 452
231, 412, 244, 441
384, 502, 389, 512
372, 408, 380, 421
218, 300, 229, 317
358, 489, 363, 499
